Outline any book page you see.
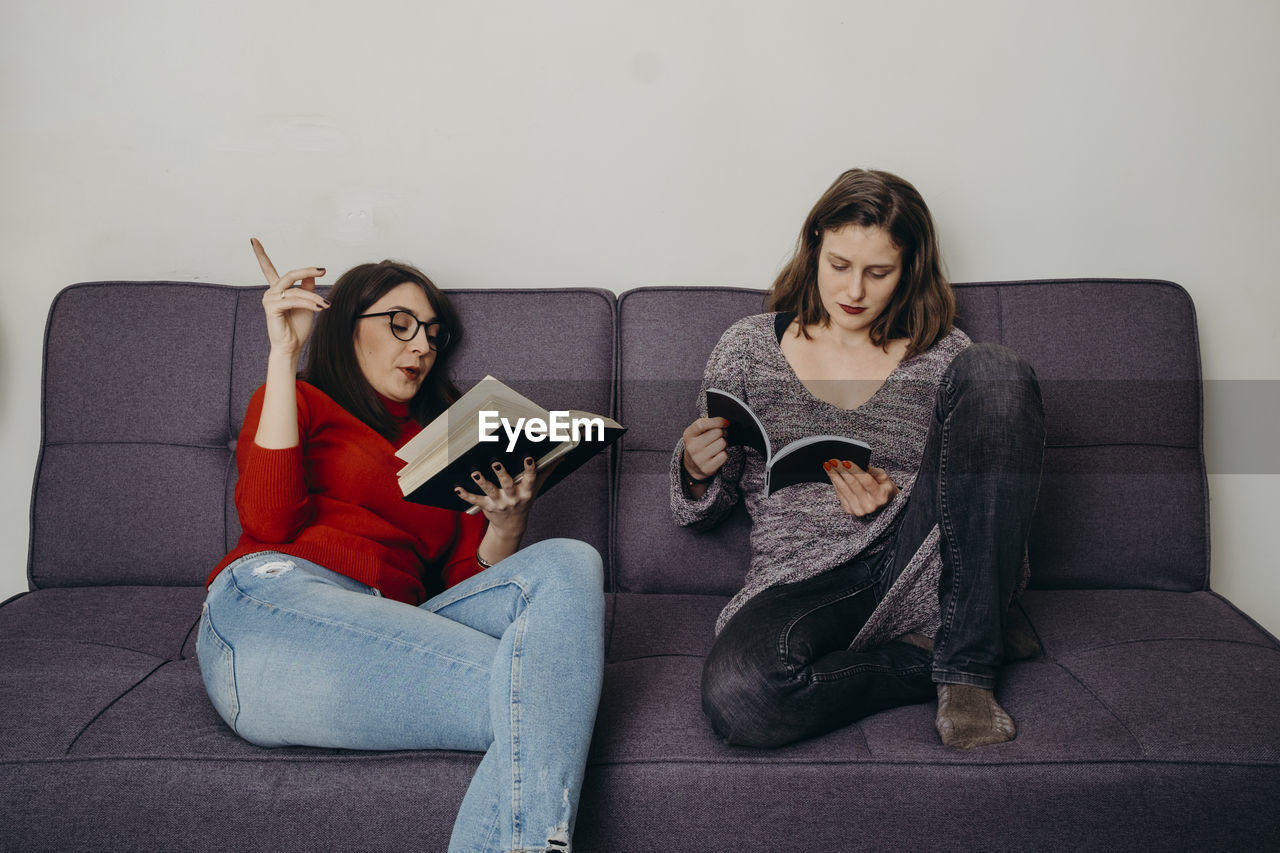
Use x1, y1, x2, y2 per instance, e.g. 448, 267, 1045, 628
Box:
767, 435, 871, 495
396, 376, 548, 492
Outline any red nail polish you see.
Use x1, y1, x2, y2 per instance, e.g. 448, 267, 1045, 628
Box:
843, 460, 852, 469
823, 461, 832, 471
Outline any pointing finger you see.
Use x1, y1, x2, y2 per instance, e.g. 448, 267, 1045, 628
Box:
250, 238, 281, 285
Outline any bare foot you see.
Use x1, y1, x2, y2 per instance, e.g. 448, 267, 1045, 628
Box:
935, 683, 1016, 749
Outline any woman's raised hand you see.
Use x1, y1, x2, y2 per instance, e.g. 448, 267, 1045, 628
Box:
252, 238, 329, 356
825, 460, 900, 517
682, 417, 730, 481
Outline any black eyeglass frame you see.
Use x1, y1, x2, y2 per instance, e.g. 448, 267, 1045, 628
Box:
357, 311, 452, 351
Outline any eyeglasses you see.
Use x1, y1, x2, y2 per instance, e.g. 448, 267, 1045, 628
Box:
358, 311, 451, 351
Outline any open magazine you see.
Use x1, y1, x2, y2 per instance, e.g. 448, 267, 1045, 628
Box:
707, 387, 870, 495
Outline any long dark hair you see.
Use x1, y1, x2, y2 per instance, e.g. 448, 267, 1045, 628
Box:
304, 260, 463, 442
768, 168, 954, 358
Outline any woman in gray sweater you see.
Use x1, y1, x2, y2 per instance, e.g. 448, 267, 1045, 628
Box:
673, 169, 1044, 749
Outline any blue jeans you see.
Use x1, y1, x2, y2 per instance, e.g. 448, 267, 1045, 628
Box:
198, 538, 605, 853
701, 344, 1045, 747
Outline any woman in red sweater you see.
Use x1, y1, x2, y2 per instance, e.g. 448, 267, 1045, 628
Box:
198, 240, 604, 853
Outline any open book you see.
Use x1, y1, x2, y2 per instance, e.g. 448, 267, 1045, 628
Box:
706, 388, 870, 496
396, 375, 625, 513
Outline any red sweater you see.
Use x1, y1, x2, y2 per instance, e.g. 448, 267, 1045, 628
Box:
208, 381, 487, 604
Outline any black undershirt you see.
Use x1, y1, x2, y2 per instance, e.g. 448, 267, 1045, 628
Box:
774, 311, 796, 344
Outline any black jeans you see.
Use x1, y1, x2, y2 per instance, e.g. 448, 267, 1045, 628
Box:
701, 344, 1046, 748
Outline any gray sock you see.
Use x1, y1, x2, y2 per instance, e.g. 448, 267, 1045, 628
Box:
935, 683, 1016, 749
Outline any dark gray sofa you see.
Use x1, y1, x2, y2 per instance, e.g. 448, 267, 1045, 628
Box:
3, 279, 1278, 851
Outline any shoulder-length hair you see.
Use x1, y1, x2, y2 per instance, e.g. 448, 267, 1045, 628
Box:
767, 169, 954, 358
303, 260, 463, 442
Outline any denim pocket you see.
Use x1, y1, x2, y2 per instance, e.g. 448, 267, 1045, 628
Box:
197, 603, 240, 731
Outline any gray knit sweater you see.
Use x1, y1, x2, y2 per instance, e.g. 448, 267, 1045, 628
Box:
670, 313, 974, 647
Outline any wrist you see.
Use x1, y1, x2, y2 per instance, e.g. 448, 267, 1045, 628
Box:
480, 524, 523, 556
681, 452, 715, 483
681, 462, 715, 489
266, 347, 302, 372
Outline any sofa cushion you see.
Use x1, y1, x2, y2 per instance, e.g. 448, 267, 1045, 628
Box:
578, 588, 1280, 849
613, 288, 766, 594
5, 586, 1277, 850
31, 443, 232, 589
613, 450, 751, 596
446, 288, 618, 570
602, 589, 1280, 762
33, 284, 241, 589
0, 586, 204, 659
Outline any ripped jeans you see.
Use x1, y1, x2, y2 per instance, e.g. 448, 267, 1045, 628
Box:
198, 538, 605, 853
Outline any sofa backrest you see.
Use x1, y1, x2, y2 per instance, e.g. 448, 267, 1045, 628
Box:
30, 282, 616, 590
612, 280, 1208, 595
31, 278, 1207, 595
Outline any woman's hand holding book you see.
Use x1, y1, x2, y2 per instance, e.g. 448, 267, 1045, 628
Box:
682, 417, 730, 481
824, 460, 899, 517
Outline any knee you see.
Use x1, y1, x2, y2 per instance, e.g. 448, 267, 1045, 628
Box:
948, 343, 1038, 387
945, 344, 1043, 425
521, 538, 604, 596
701, 641, 801, 749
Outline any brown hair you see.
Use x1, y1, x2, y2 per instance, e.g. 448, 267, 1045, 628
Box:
304, 260, 463, 442
767, 168, 954, 358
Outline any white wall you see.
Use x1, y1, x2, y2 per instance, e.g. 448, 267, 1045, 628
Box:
2, 0, 1277, 633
